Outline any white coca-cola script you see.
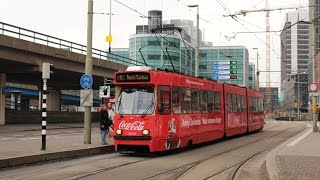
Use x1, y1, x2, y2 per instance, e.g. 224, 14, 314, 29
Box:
119, 121, 145, 131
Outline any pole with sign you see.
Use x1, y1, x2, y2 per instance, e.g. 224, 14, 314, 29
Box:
80, 73, 93, 144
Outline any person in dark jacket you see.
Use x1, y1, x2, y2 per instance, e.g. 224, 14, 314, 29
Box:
100, 104, 112, 145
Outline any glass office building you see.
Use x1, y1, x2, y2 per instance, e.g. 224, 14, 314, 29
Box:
199, 46, 249, 87
129, 34, 195, 76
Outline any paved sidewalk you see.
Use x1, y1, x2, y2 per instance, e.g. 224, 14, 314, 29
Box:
0, 123, 114, 169
267, 123, 320, 180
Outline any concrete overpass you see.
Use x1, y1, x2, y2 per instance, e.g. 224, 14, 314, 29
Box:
0, 21, 140, 124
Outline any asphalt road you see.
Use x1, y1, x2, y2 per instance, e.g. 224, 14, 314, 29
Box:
0, 121, 306, 180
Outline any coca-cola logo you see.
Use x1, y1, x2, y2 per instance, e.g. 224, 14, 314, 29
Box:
119, 121, 145, 131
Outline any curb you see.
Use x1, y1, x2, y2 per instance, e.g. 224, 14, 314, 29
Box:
0, 145, 115, 169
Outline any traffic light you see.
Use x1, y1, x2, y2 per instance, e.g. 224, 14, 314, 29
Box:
230, 60, 237, 70
230, 70, 237, 74
230, 65, 237, 69
230, 75, 237, 79
230, 61, 237, 65
42, 62, 54, 79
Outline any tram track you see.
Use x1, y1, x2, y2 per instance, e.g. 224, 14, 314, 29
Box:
0, 153, 157, 180
141, 122, 304, 180
0, 121, 288, 180
206, 122, 305, 180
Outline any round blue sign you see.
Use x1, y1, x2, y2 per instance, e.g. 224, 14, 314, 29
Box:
80, 74, 93, 89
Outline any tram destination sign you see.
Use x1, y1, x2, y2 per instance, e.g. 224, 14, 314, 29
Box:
116, 72, 150, 82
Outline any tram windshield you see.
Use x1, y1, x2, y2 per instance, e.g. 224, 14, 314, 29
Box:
116, 86, 155, 115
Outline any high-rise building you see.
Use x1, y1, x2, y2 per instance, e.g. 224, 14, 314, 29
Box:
280, 9, 309, 83
280, 9, 310, 114
309, 0, 320, 88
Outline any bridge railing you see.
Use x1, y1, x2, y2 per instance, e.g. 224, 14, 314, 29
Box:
0, 21, 144, 67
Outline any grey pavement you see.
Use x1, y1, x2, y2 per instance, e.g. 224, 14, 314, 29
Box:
267, 122, 320, 180
0, 123, 114, 169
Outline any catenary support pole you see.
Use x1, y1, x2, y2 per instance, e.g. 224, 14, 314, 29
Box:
84, 0, 93, 144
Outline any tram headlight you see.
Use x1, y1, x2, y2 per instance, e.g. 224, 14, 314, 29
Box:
116, 129, 122, 135
142, 129, 150, 135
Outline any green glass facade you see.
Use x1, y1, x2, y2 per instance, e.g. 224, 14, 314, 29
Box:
248, 62, 256, 89
113, 37, 250, 87
129, 34, 195, 76
199, 46, 249, 87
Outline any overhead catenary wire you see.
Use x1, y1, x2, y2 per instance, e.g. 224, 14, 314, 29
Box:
113, 0, 149, 18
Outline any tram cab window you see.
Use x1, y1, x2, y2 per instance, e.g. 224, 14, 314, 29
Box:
200, 90, 208, 113
181, 88, 191, 113
158, 85, 171, 115
214, 92, 221, 112
191, 89, 200, 113
208, 91, 214, 113
172, 86, 181, 114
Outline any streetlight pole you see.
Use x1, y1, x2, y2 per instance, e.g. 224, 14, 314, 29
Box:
253, 48, 259, 91
188, 5, 199, 77
84, 0, 93, 144
311, 4, 318, 132
108, 0, 112, 53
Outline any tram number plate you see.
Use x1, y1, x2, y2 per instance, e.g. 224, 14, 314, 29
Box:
128, 132, 137, 135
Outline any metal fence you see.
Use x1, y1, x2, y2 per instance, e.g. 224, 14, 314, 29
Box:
0, 21, 142, 66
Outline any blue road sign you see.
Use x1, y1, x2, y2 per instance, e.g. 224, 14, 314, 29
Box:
80, 74, 93, 89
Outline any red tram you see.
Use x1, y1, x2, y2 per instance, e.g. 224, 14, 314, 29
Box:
113, 66, 264, 152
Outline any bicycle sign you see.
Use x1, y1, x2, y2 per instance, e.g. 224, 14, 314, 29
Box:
80, 74, 93, 89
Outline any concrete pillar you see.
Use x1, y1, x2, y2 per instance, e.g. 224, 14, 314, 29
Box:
0, 73, 6, 125
47, 90, 61, 111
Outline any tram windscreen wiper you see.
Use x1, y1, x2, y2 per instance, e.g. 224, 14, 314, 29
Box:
141, 101, 154, 118
117, 100, 124, 117
116, 93, 124, 117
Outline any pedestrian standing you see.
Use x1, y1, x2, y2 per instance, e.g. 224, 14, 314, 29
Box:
100, 104, 112, 145
107, 102, 115, 124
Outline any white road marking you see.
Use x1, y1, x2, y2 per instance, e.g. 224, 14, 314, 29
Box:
12, 135, 24, 137
287, 129, 312, 147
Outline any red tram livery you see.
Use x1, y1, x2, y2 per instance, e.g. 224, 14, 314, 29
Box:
113, 66, 264, 152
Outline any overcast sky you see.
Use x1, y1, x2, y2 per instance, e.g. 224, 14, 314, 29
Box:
0, 0, 309, 87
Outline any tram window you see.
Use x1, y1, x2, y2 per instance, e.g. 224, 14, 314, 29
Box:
258, 98, 261, 112
158, 85, 171, 115
181, 88, 191, 113
214, 92, 221, 112
243, 95, 245, 112
232, 94, 237, 112
208, 91, 214, 113
228, 94, 233, 112
237, 95, 242, 112
252, 98, 256, 112
191, 89, 199, 113
249, 97, 253, 112
172, 86, 181, 114
200, 90, 208, 113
